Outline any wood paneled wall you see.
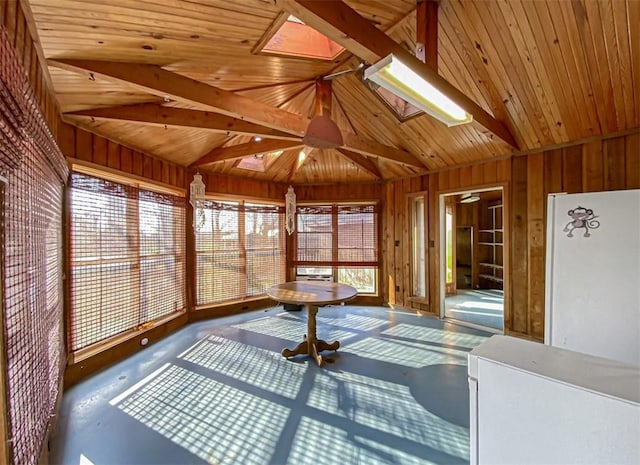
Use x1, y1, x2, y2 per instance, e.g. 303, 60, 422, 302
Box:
382, 132, 640, 340
57, 121, 188, 189
199, 178, 382, 204
294, 183, 382, 203
56, 122, 384, 204
1, 0, 58, 138
511, 132, 640, 339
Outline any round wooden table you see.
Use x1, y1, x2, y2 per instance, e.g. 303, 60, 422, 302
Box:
266, 281, 357, 366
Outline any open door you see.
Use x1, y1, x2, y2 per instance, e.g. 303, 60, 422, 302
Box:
441, 188, 505, 332
456, 226, 473, 290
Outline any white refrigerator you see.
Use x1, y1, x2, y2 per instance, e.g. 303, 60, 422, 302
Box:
545, 189, 640, 366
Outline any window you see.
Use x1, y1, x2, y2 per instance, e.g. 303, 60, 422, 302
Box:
294, 204, 378, 293
445, 203, 454, 284
69, 172, 186, 351
410, 193, 428, 299
196, 200, 285, 305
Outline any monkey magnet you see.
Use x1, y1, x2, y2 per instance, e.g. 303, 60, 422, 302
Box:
563, 206, 600, 238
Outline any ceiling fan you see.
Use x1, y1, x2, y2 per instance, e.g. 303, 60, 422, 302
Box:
301, 61, 365, 149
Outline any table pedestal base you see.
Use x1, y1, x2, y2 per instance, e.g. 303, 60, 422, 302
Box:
281, 305, 340, 366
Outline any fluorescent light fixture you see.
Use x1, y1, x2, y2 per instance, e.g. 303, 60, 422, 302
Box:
364, 54, 473, 127
460, 193, 480, 203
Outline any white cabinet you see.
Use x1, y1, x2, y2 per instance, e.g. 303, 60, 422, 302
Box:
468, 336, 640, 465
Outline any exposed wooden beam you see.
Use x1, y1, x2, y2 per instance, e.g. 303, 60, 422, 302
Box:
416, 0, 438, 71
48, 59, 309, 136
66, 98, 423, 167
287, 147, 311, 183
277, 0, 519, 149
66, 103, 299, 140
314, 79, 333, 117
342, 133, 425, 168
232, 78, 314, 93
336, 148, 381, 178
251, 10, 289, 55
191, 139, 304, 167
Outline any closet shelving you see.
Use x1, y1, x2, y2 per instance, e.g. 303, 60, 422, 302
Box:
478, 203, 503, 288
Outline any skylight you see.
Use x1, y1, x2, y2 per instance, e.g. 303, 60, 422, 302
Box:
366, 83, 424, 122
236, 150, 283, 172
257, 15, 345, 61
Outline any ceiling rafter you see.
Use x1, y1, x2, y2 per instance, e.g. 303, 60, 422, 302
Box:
287, 148, 307, 182
65, 103, 299, 140
49, 58, 426, 168
48, 58, 309, 136
336, 148, 381, 178
416, 0, 439, 71
221, 80, 317, 149
191, 139, 304, 167
342, 133, 424, 167
276, 0, 519, 149
332, 90, 359, 135
232, 78, 315, 93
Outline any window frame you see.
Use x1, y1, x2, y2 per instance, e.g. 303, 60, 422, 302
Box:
68, 165, 187, 354
408, 192, 429, 303
293, 202, 379, 295
194, 196, 286, 307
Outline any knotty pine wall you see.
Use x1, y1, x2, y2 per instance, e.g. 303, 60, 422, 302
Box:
57, 120, 384, 204
7, 0, 638, 361
2, 0, 58, 137
383, 131, 640, 340
56, 120, 383, 319
57, 120, 639, 343
58, 121, 188, 189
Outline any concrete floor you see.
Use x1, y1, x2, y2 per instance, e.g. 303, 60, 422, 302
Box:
444, 290, 504, 331
50, 305, 491, 465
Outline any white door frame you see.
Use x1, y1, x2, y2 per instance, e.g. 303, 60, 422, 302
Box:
439, 186, 505, 333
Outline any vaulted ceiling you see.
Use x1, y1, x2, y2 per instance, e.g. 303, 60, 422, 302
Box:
27, 0, 639, 184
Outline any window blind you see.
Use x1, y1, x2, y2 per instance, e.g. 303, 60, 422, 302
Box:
1, 26, 67, 465
296, 205, 333, 264
69, 172, 186, 351
2, 149, 65, 465
294, 204, 378, 293
196, 200, 285, 305
295, 204, 378, 267
337, 205, 377, 265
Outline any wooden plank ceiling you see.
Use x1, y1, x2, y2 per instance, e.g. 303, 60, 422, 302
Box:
27, 0, 639, 184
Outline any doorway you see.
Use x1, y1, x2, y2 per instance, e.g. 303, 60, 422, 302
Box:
440, 188, 505, 332
456, 226, 473, 290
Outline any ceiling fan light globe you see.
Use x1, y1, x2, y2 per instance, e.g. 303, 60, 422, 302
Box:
303, 114, 343, 149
